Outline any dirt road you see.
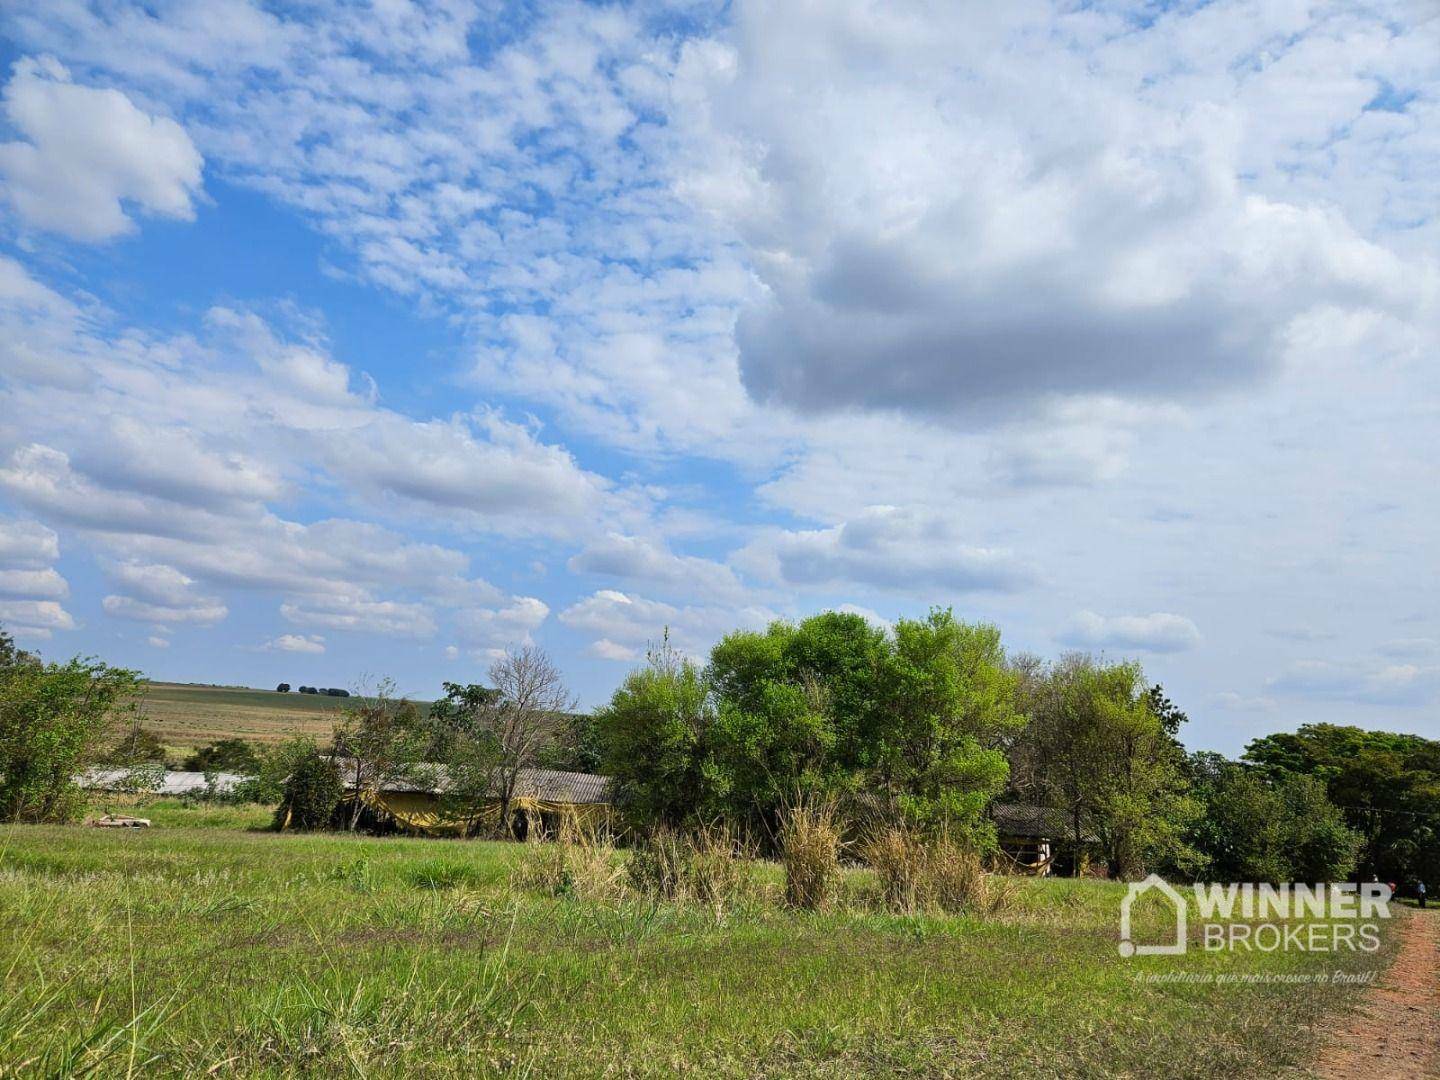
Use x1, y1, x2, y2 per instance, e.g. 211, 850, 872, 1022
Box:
1313, 909, 1440, 1078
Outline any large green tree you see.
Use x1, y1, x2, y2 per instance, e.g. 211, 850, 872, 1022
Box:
1187, 761, 1359, 883
595, 637, 718, 827
1244, 724, 1440, 883
595, 609, 1025, 843
873, 611, 1022, 836
1020, 654, 1197, 878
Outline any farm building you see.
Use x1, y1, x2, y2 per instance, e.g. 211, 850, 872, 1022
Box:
331, 760, 614, 838
79, 768, 250, 797
990, 802, 1098, 876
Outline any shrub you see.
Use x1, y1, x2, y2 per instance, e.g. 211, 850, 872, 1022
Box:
779, 801, 840, 911
183, 737, 262, 774
99, 724, 168, 766
273, 747, 342, 830
111, 761, 166, 797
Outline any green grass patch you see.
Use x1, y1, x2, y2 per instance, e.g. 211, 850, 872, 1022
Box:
0, 823, 1390, 1077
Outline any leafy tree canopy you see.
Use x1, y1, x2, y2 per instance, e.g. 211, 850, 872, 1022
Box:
0, 652, 140, 823
1244, 724, 1440, 883
183, 738, 262, 774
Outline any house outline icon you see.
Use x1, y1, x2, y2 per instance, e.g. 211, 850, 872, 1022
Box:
1119, 873, 1187, 957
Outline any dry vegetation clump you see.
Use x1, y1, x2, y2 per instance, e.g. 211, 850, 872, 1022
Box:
680, 824, 752, 907
624, 824, 755, 910
625, 824, 689, 899
779, 801, 841, 911
861, 826, 928, 912
861, 825, 1015, 915
511, 819, 625, 901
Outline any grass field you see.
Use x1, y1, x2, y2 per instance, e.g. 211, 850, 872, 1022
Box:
135, 683, 374, 757
0, 802, 1393, 1078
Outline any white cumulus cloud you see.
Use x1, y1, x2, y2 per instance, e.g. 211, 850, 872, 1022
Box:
0, 56, 203, 241
737, 507, 1033, 597
1060, 611, 1203, 654
265, 633, 325, 654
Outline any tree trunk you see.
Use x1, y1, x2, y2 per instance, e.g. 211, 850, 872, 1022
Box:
348, 763, 364, 830
1072, 806, 1083, 878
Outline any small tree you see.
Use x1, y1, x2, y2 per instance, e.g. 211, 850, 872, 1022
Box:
423, 682, 501, 834
0, 654, 140, 822
474, 646, 575, 835
874, 611, 1024, 839
1023, 654, 1197, 878
273, 743, 342, 830
276, 683, 291, 693
331, 679, 427, 830
595, 635, 718, 827
232, 736, 317, 804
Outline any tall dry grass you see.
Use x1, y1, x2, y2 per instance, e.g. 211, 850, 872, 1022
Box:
625, 824, 753, 910
779, 801, 840, 911
861, 825, 1010, 915
625, 825, 688, 899
511, 818, 625, 901
683, 824, 750, 907
862, 826, 927, 912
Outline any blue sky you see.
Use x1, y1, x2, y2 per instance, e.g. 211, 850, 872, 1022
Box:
0, 1, 1436, 753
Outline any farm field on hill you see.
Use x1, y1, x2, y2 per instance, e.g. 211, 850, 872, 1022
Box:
136, 682, 429, 755
0, 809, 1394, 1079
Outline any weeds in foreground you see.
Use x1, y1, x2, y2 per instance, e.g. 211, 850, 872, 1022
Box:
402, 857, 485, 890
0, 822, 1386, 1078
625, 825, 688, 900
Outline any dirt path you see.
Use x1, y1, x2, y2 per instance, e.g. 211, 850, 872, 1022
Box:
1312, 910, 1440, 1078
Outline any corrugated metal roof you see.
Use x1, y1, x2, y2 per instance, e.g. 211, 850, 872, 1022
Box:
991, 802, 1096, 842
78, 769, 250, 795
510, 768, 612, 804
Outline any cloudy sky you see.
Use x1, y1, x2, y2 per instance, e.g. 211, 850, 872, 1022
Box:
0, 1, 1435, 752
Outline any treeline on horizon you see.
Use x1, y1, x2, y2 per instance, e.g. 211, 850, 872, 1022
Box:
2, 613, 1437, 887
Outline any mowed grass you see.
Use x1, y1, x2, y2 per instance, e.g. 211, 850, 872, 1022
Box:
136, 683, 420, 756
0, 810, 1391, 1078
